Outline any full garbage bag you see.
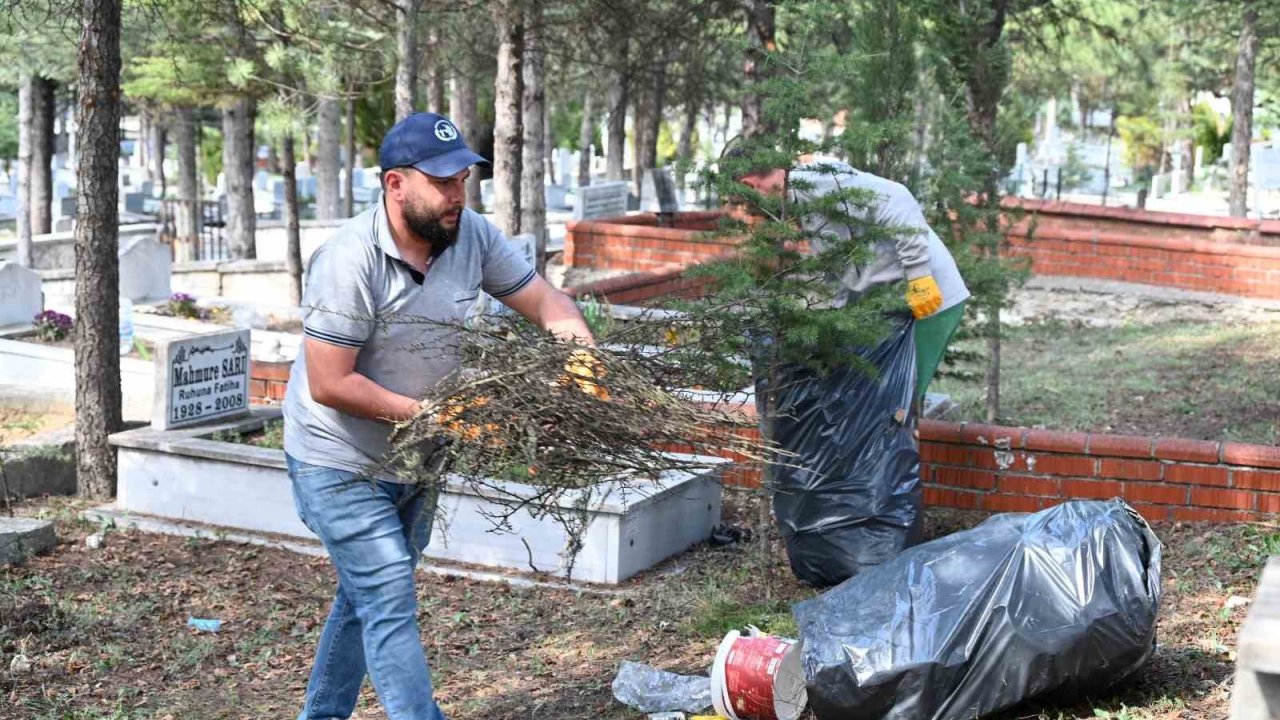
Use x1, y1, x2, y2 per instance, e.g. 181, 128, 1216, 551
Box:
759, 317, 922, 587
793, 499, 1163, 720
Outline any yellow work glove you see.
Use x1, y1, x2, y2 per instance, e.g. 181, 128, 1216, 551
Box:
562, 348, 610, 401
906, 275, 943, 319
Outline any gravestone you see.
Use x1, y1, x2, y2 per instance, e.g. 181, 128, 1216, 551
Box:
118, 234, 172, 302
57, 195, 76, 219
1255, 147, 1280, 191
639, 168, 680, 214
481, 178, 495, 210
510, 233, 537, 268
124, 191, 146, 214
0, 262, 42, 327
545, 184, 570, 210
573, 180, 629, 220
153, 328, 252, 430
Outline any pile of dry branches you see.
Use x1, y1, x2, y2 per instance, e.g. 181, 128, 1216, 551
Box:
380, 313, 771, 576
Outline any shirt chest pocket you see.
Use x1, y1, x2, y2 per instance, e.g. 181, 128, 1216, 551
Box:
452, 288, 487, 325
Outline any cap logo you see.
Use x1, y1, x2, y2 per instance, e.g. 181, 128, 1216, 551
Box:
434, 120, 458, 142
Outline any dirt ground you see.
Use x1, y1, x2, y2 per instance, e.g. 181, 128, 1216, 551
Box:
0, 406, 76, 446
0, 493, 1273, 720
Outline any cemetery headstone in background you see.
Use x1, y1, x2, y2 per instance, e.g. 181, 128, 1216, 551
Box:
118, 234, 173, 302
152, 329, 252, 430
639, 168, 680, 215
0, 262, 43, 327
573, 180, 630, 220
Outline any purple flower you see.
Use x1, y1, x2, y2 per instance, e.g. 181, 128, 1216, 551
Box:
170, 292, 195, 304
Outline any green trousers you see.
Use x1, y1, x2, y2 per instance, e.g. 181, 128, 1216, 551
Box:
914, 301, 966, 399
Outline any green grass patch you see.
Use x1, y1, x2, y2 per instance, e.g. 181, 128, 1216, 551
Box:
935, 319, 1280, 443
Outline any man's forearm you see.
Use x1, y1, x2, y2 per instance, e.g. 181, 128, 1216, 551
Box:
540, 291, 596, 345
312, 372, 420, 423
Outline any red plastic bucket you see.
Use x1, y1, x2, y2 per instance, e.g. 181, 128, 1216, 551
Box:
711, 629, 807, 720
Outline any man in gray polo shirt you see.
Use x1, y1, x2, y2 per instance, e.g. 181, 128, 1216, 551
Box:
283, 112, 596, 720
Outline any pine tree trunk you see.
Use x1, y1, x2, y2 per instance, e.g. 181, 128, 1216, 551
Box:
578, 90, 594, 188
741, 0, 776, 138
631, 76, 650, 194
175, 107, 201, 245
31, 77, 56, 235
449, 72, 483, 210
395, 0, 422, 122
282, 133, 303, 306
343, 89, 356, 218
606, 45, 628, 182
493, 1, 525, 237
544, 99, 555, 187
1101, 114, 1115, 207
426, 29, 447, 114
315, 97, 342, 220
520, 0, 547, 273
1228, 2, 1258, 218
74, 0, 124, 500
15, 74, 33, 266
221, 96, 257, 260
144, 110, 166, 197
634, 58, 668, 193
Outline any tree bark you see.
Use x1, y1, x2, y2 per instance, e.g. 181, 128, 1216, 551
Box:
606, 43, 629, 182
282, 133, 303, 306
631, 74, 651, 193
544, 99, 555, 186
1228, 2, 1258, 218
578, 90, 594, 188
15, 74, 33, 266
634, 56, 669, 193
425, 29, 447, 114
450, 71, 483, 210
521, 0, 546, 272
31, 77, 56, 235
74, 0, 124, 500
174, 107, 201, 248
145, 110, 166, 198
741, 0, 776, 138
221, 96, 257, 260
343, 88, 356, 218
315, 97, 342, 220
395, 0, 422, 122
493, 1, 524, 237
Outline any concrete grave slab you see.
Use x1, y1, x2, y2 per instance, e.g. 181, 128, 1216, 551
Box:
1232, 556, 1280, 720
118, 234, 172, 302
0, 518, 56, 565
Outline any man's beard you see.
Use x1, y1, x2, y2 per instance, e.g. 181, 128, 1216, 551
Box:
403, 199, 460, 258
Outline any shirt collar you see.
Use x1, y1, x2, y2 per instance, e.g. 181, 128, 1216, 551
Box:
372, 199, 402, 261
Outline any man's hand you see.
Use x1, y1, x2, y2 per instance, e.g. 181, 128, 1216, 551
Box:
562, 348, 610, 401
906, 276, 943, 319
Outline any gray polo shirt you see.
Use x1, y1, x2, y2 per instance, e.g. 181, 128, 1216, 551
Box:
282, 202, 535, 481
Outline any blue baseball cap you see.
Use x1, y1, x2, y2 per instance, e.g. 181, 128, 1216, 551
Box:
378, 112, 490, 178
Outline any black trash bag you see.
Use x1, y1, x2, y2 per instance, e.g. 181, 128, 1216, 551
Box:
759, 317, 923, 587
793, 499, 1163, 720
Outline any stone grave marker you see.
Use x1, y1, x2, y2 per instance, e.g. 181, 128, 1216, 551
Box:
573, 180, 629, 220
510, 232, 537, 268
118, 234, 172, 302
153, 328, 252, 430
0, 518, 56, 565
0, 262, 42, 327
639, 168, 679, 214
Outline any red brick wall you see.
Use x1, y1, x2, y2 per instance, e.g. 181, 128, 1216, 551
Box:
567, 203, 1280, 300
249, 361, 291, 405
920, 419, 1279, 522
1006, 199, 1280, 299
565, 212, 739, 273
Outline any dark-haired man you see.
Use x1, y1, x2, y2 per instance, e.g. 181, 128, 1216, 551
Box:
282, 112, 595, 720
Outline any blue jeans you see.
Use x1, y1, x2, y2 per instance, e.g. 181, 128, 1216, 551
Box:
286, 454, 447, 720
